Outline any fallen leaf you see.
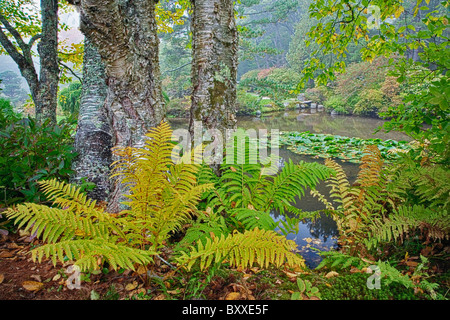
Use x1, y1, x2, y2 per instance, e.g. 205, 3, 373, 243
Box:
30, 275, 42, 282
0, 274, 4, 284
136, 265, 147, 275
125, 281, 138, 291
225, 292, 241, 300
349, 267, 361, 273
406, 261, 418, 267
22, 281, 44, 292
0, 251, 14, 258
325, 271, 339, 278
153, 294, 165, 300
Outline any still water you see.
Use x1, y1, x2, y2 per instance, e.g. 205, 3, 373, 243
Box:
169, 109, 410, 268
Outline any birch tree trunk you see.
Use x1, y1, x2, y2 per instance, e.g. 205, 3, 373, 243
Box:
189, 0, 238, 136
68, 0, 165, 212
72, 40, 112, 202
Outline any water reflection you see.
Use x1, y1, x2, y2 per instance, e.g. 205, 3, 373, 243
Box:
168, 111, 409, 268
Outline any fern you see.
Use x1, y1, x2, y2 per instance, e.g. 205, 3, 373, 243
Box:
176, 227, 305, 271
366, 205, 450, 249
111, 121, 213, 251
6, 122, 212, 272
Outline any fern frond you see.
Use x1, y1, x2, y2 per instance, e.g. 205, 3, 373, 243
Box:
6, 202, 115, 243
176, 228, 305, 271
367, 205, 450, 249
259, 160, 332, 213
38, 179, 98, 214
31, 239, 156, 272
231, 208, 277, 231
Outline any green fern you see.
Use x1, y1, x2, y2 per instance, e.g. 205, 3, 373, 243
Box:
176, 227, 306, 271
366, 205, 449, 249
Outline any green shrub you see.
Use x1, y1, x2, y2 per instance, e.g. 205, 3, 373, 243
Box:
354, 89, 384, 116
0, 107, 77, 205
324, 95, 350, 114
58, 81, 82, 118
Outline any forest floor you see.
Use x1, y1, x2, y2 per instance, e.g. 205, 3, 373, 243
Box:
0, 229, 292, 301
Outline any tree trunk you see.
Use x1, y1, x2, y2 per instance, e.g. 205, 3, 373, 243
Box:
35, 0, 59, 124
76, 0, 164, 149
69, 0, 165, 212
189, 0, 238, 136
0, 0, 59, 124
72, 40, 112, 202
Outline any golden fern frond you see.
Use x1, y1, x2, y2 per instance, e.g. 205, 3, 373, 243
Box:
31, 238, 156, 272
176, 228, 305, 271
5, 202, 114, 243
324, 158, 351, 211
38, 179, 98, 214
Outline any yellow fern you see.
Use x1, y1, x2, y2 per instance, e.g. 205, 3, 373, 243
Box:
176, 227, 306, 271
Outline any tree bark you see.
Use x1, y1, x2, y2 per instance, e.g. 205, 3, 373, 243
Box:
76, 0, 165, 149
72, 40, 112, 202
36, 0, 59, 124
189, 0, 238, 136
68, 0, 165, 212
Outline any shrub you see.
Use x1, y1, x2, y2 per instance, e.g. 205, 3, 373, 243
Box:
354, 89, 384, 116
324, 95, 350, 114
58, 81, 82, 118
0, 106, 77, 205
304, 85, 329, 104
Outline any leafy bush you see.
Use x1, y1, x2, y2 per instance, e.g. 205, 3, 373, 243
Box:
304, 85, 329, 104
324, 95, 350, 114
58, 81, 82, 118
0, 104, 77, 205
354, 89, 384, 116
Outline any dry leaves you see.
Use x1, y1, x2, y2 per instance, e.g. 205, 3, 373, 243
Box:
22, 281, 44, 292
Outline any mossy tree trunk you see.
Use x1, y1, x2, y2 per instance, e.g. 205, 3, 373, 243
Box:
72, 40, 112, 202
0, 0, 59, 124
189, 0, 238, 136
69, 0, 165, 212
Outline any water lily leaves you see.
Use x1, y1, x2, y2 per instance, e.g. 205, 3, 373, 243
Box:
280, 131, 410, 163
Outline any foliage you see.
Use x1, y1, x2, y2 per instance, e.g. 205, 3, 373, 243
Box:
6, 179, 156, 272
291, 278, 321, 300
197, 134, 333, 233
176, 227, 306, 271
110, 121, 212, 252
5, 122, 208, 272
280, 131, 411, 163
298, 0, 449, 165
0, 106, 77, 205
354, 88, 384, 116
303, 85, 329, 104
58, 81, 81, 118
238, 67, 302, 106
323, 95, 349, 114
315, 144, 450, 258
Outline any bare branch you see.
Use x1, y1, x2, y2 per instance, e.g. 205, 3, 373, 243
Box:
59, 61, 83, 82
28, 34, 42, 47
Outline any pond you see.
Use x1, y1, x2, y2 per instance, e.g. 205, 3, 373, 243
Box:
169, 109, 411, 268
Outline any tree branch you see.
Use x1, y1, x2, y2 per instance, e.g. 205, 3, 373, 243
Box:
162, 61, 191, 75
28, 33, 42, 47
59, 61, 83, 82
0, 13, 29, 53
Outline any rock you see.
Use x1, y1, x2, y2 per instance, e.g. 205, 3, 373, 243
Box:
311, 103, 317, 108
318, 104, 324, 109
